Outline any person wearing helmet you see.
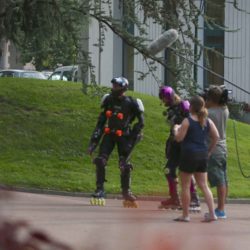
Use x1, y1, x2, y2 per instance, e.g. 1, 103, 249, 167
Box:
87, 77, 144, 207
158, 86, 201, 212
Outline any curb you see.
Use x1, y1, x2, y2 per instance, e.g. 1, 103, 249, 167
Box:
3, 186, 250, 204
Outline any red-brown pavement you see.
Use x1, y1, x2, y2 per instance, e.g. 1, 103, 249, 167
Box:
1, 191, 250, 250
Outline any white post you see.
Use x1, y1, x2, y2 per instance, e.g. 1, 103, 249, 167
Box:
1, 39, 10, 69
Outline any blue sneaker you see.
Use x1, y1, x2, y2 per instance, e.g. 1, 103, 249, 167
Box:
215, 208, 227, 219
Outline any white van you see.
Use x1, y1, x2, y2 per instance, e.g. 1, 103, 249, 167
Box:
48, 65, 78, 82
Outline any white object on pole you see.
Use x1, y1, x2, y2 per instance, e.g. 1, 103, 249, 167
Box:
147, 29, 178, 55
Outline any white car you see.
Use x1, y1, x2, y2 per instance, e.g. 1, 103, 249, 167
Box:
41, 71, 53, 79
0, 69, 47, 79
48, 65, 78, 82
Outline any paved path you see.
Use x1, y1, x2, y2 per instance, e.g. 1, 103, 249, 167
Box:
0, 191, 250, 250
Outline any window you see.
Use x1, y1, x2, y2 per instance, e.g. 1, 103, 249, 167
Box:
50, 72, 61, 80
204, 0, 225, 87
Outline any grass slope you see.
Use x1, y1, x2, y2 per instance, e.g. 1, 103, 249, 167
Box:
0, 78, 250, 198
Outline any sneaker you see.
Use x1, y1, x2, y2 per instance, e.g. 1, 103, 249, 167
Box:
215, 208, 227, 219
174, 216, 190, 222
202, 214, 217, 223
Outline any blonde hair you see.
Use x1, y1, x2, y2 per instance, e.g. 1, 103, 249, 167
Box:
190, 96, 208, 127
173, 93, 182, 105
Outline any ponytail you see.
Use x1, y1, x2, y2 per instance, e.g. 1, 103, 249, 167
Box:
197, 107, 208, 127
190, 95, 208, 127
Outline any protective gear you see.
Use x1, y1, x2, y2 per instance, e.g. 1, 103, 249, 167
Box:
122, 189, 136, 202
119, 156, 133, 171
111, 77, 129, 97
159, 86, 175, 105
90, 189, 106, 206
87, 127, 103, 155
166, 102, 189, 127
136, 98, 145, 112
111, 76, 129, 88
159, 174, 181, 209
122, 189, 138, 207
102, 95, 144, 137
159, 94, 191, 210
92, 189, 105, 198
120, 166, 131, 192
93, 156, 107, 191
180, 100, 190, 113
165, 139, 181, 165
87, 107, 108, 155
89, 87, 144, 204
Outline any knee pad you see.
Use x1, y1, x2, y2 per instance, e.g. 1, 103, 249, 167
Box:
93, 156, 107, 168
165, 168, 177, 179
119, 160, 133, 172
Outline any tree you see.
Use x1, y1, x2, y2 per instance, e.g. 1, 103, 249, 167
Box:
0, 0, 242, 95
0, 0, 86, 70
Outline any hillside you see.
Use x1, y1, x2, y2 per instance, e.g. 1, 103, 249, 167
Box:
0, 78, 250, 198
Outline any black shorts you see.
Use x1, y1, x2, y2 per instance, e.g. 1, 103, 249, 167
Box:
179, 151, 208, 173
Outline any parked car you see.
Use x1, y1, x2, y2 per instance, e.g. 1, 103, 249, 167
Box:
41, 71, 53, 79
0, 69, 46, 79
48, 65, 78, 82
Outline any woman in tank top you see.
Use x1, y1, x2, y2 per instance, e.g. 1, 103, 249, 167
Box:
173, 95, 219, 222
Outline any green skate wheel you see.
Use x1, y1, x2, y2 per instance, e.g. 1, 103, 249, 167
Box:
98, 198, 103, 206
90, 197, 95, 205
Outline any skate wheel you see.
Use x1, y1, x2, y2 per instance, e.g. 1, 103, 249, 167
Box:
98, 198, 106, 206
158, 204, 181, 210
90, 198, 106, 206
123, 200, 138, 208
90, 197, 95, 205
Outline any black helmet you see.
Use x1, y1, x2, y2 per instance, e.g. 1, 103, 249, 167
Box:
111, 77, 129, 90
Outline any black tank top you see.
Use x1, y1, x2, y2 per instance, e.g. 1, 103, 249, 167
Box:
181, 116, 210, 153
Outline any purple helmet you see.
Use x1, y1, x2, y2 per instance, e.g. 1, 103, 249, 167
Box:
180, 100, 190, 113
159, 86, 175, 104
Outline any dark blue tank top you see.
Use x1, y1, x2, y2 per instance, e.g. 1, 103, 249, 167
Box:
181, 116, 210, 153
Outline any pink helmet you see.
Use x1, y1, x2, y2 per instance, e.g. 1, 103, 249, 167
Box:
180, 100, 190, 113
159, 86, 175, 104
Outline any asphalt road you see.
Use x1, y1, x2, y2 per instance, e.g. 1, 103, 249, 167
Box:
0, 191, 250, 250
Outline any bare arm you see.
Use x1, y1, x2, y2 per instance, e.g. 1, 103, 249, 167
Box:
174, 118, 189, 142
208, 118, 219, 157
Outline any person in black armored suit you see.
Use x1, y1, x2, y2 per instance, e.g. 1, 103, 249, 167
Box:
158, 86, 201, 212
87, 77, 144, 207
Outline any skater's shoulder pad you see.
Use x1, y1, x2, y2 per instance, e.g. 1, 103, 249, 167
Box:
127, 96, 144, 112
135, 98, 144, 112
101, 93, 110, 107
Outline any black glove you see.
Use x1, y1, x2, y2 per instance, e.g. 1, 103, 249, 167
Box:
87, 142, 98, 156
87, 128, 102, 155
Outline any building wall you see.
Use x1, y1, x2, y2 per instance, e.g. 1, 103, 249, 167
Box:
88, 0, 123, 88
225, 0, 250, 103
88, 1, 164, 95
133, 6, 164, 96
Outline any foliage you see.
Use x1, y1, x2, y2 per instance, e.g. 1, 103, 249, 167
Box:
0, 0, 86, 70
0, 0, 243, 92
0, 78, 250, 198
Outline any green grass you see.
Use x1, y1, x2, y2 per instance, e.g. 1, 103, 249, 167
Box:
0, 78, 250, 198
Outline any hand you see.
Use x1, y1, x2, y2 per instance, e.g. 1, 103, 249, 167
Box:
173, 124, 180, 135
87, 143, 97, 156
